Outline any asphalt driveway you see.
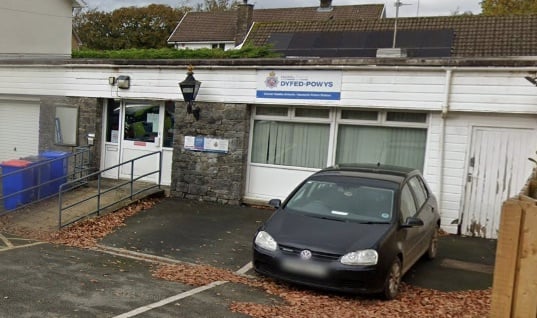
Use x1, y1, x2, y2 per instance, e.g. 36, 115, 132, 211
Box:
100, 198, 496, 291
100, 199, 273, 271
0, 198, 496, 317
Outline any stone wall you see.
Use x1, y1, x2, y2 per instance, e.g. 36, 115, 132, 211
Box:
39, 96, 103, 171
170, 102, 251, 205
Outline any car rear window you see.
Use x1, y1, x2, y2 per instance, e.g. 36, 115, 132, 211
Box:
285, 176, 398, 223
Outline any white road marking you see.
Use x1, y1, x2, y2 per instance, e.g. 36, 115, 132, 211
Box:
113, 281, 227, 318
0, 233, 14, 248
101, 245, 254, 317
94, 244, 196, 266
236, 261, 253, 275
0, 241, 46, 252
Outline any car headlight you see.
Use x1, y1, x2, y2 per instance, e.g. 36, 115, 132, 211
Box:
340, 249, 378, 266
254, 231, 278, 252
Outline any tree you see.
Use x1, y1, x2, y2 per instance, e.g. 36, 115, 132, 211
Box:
74, 5, 188, 50
195, 0, 241, 12
481, 0, 537, 16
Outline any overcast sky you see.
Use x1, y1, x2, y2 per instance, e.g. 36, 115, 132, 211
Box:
82, 0, 482, 17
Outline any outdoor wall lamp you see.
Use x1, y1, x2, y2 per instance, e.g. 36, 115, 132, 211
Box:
179, 65, 202, 120
117, 75, 130, 89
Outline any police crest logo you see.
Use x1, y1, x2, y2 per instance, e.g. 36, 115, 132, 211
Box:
264, 71, 279, 88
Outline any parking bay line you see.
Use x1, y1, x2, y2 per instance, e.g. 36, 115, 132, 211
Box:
96, 245, 253, 317
113, 280, 228, 318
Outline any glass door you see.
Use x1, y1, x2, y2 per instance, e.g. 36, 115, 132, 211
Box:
119, 101, 163, 182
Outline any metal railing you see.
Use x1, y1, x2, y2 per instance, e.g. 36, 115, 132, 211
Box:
0, 147, 93, 215
58, 150, 162, 229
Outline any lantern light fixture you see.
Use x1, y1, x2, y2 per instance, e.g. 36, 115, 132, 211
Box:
179, 65, 202, 120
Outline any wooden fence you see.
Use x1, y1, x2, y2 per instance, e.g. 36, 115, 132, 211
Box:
490, 175, 537, 318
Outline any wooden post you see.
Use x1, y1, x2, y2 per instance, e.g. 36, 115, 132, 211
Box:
511, 203, 537, 318
490, 199, 523, 318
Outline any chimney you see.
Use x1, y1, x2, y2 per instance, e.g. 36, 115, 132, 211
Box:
318, 0, 333, 12
235, 1, 254, 46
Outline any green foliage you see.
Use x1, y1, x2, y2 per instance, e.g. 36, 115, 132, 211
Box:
72, 46, 281, 59
195, 0, 241, 12
481, 0, 537, 15
74, 5, 187, 50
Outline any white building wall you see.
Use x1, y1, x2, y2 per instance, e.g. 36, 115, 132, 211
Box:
0, 0, 74, 58
0, 63, 537, 235
342, 70, 445, 111
2, 65, 537, 115
174, 42, 236, 51
424, 112, 537, 234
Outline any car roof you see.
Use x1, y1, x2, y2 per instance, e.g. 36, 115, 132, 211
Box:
313, 163, 419, 184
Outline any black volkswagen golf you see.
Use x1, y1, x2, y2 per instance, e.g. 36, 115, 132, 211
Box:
252, 164, 440, 299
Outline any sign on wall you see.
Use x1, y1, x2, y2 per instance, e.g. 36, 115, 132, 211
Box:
256, 70, 342, 101
184, 136, 229, 153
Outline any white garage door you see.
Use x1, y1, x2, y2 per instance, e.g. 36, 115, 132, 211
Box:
0, 99, 40, 163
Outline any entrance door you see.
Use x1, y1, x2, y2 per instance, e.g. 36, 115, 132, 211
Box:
119, 101, 163, 183
102, 100, 175, 185
462, 127, 537, 238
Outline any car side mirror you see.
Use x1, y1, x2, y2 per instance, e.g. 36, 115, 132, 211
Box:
402, 217, 424, 228
268, 199, 282, 209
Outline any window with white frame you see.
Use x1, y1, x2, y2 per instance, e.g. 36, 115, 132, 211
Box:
251, 106, 331, 169
336, 110, 428, 171
251, 106, 428, 171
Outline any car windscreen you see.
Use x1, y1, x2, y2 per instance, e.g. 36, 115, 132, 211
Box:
284, 175, 398, 223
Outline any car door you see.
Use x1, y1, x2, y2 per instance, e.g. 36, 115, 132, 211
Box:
408, 176, 435, 255
399, 183, 422, 271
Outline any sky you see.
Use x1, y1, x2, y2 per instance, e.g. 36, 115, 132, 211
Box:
82, 0, 482, 17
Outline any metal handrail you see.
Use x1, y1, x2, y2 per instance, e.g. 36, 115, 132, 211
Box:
58, 150, 162, 229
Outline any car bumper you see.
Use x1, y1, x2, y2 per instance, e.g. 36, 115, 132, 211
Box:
253, 247, 386, 294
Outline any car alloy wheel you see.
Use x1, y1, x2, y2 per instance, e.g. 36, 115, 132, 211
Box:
426, 228, 439, 260
383, 258, 402, 300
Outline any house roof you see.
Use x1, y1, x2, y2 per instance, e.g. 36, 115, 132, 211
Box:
167, 4, 385, 43
245, 15, 537, 58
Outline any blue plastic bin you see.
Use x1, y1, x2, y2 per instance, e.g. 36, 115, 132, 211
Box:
40, 151, 69, 196
1, 159, 33, 210
21, 155, 52, 200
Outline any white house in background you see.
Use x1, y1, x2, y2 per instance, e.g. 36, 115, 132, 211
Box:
0, 0, 85, 59
167, 1, 385, 50
0, 0, 84, 163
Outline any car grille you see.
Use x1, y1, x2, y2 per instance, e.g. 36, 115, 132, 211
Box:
278, 244, 341, 262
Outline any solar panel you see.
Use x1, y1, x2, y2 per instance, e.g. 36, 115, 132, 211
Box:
267, 29, 454, 58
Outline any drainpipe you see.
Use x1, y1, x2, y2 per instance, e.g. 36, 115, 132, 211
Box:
439, 69, 452, 227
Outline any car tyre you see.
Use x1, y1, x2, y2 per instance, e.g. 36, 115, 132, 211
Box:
426, 228, 439, 260
382, 258, 402, 300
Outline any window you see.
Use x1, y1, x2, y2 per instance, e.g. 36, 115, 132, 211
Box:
163, 100, 175, 148
341, 110, 378, 121
105, 99, 120, 143
124, 103, 160, 142
251, 121, 329, 168
400, 184, 417, 221
386, 112, 427, 123
212, 43, 225, 50
408, 177, 427, 209
250, 106, 429, 172
256, 106, 288, 116
295, 108, 330, 118
55, 106, 78, 146
336, 125, 427, 170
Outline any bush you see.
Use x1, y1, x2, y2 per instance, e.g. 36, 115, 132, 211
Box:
72, 46, 280, 59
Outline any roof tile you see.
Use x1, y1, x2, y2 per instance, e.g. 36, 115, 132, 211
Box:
168, 4, 384, 43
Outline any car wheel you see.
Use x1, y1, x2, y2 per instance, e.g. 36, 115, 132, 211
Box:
426, 228, 439, 260
382, 258, 402, 300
